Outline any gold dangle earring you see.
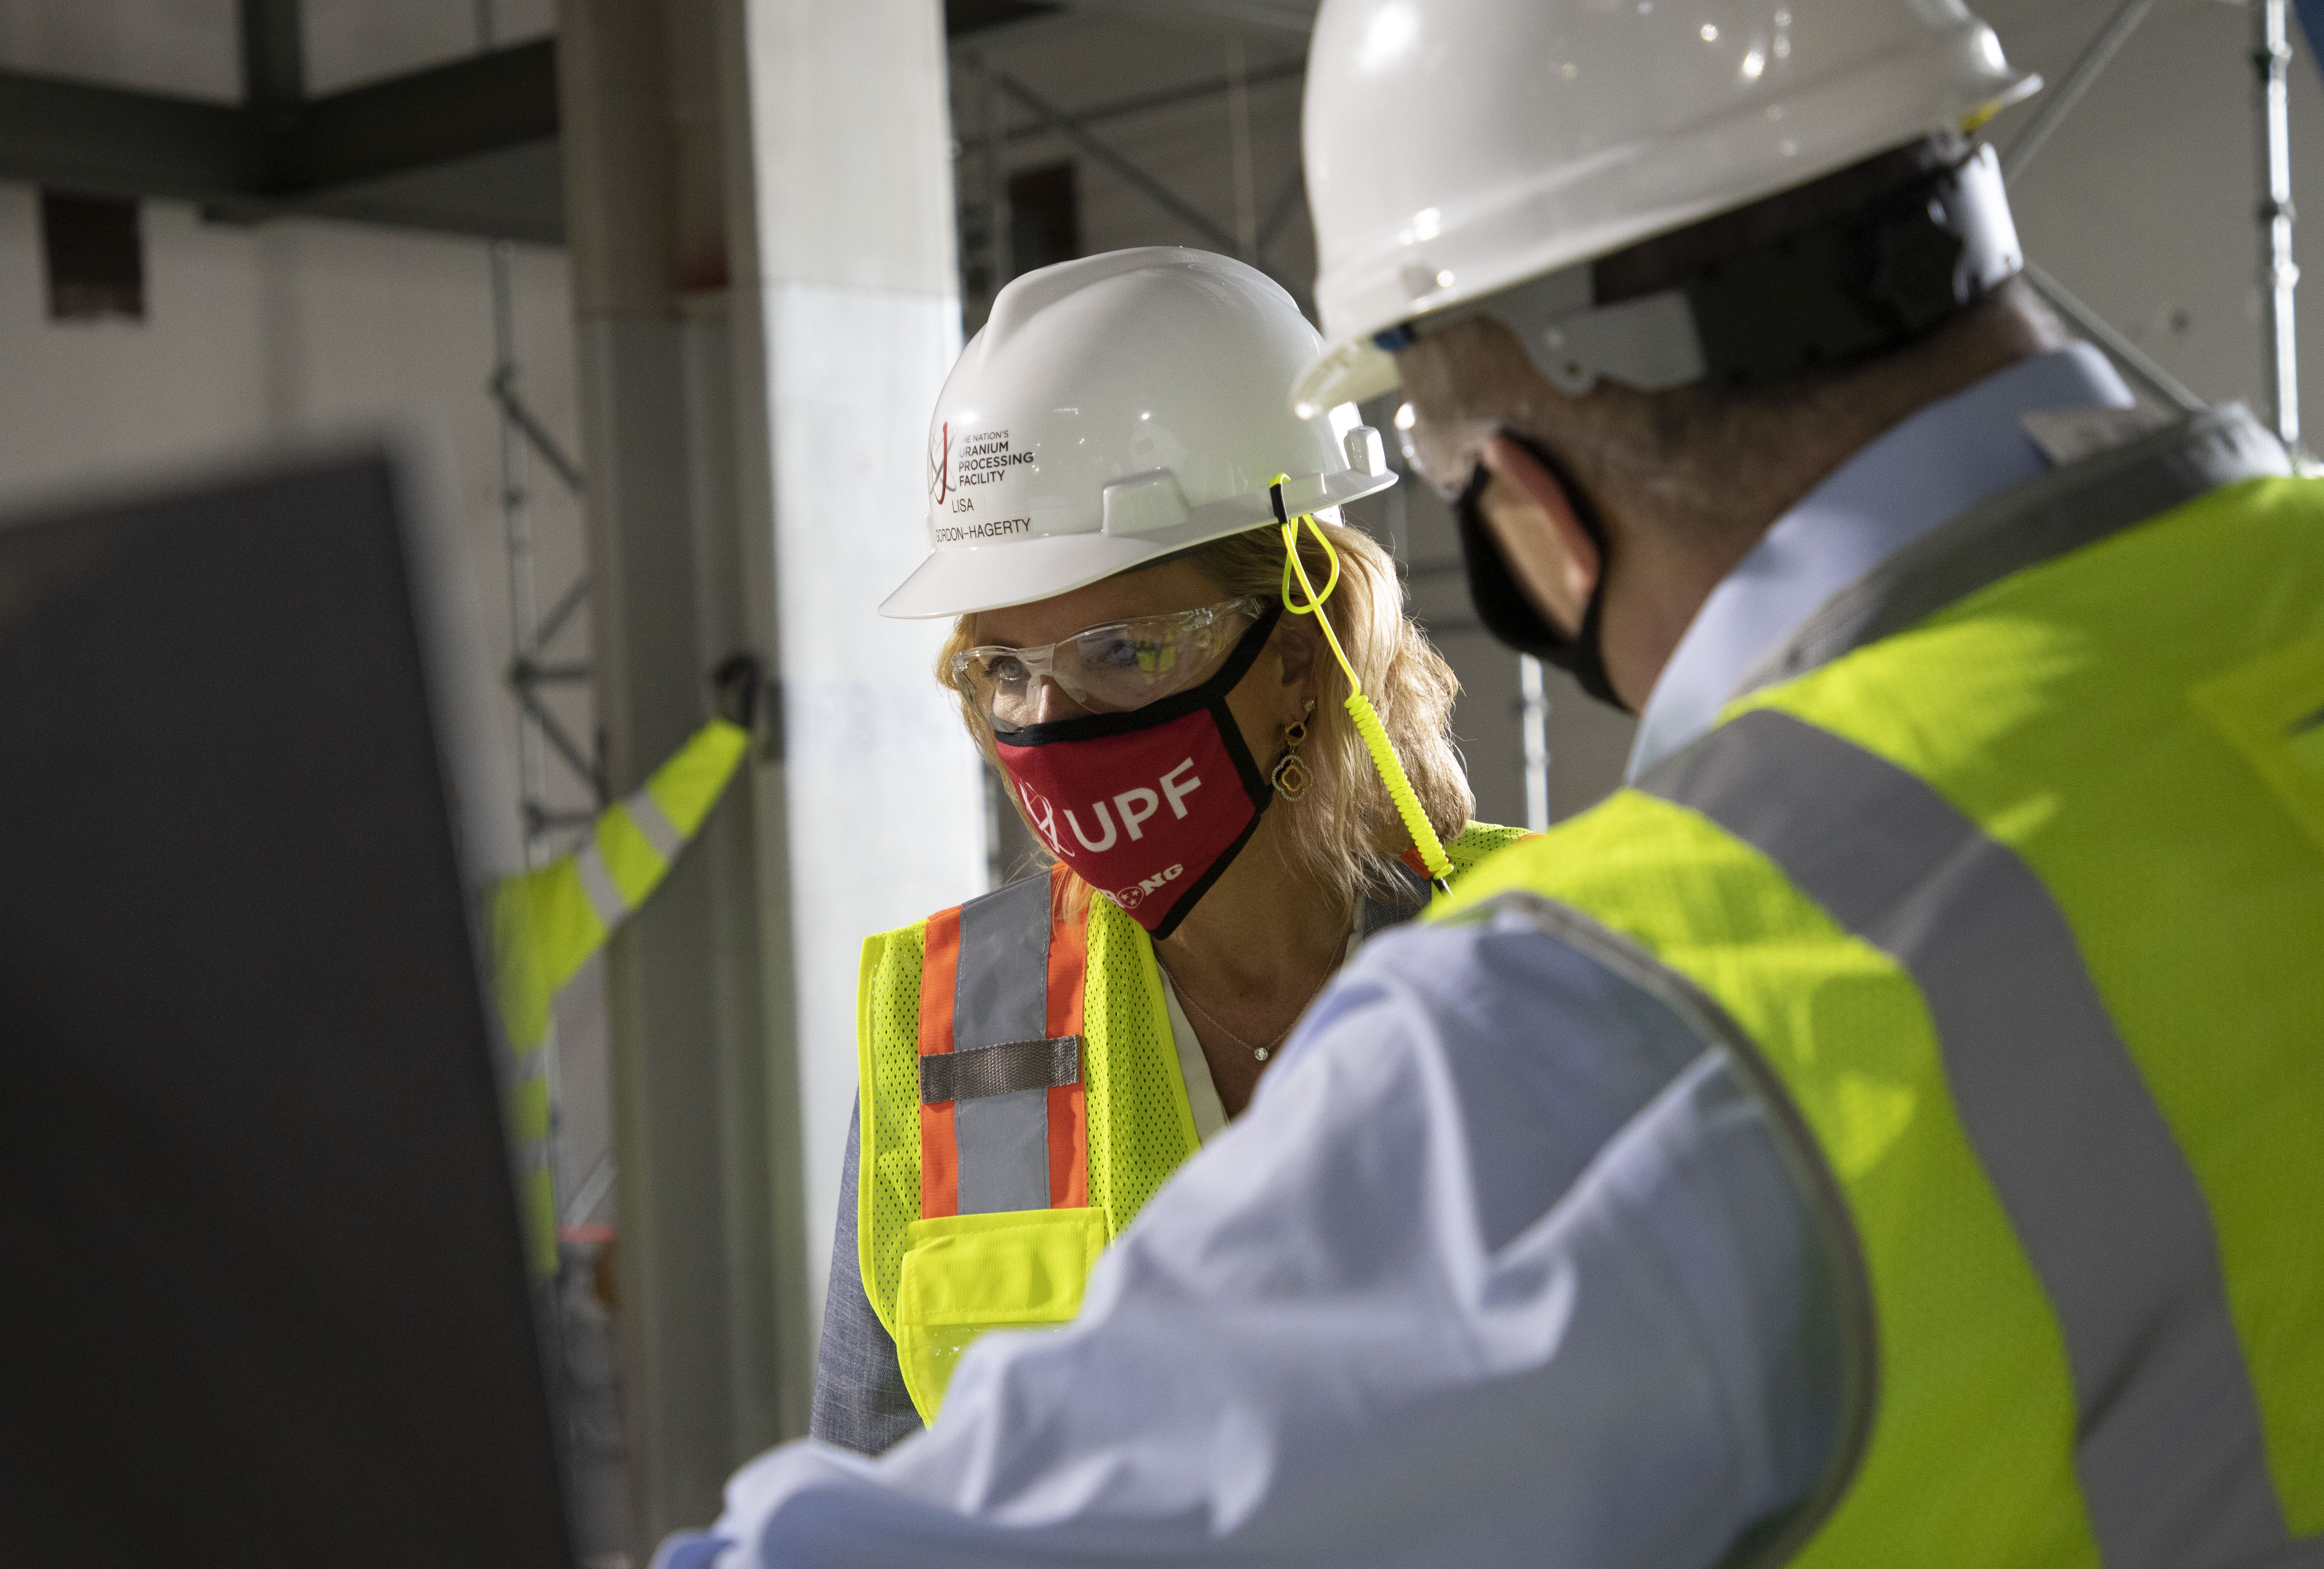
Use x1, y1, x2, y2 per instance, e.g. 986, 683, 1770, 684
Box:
1271, 700, 1315, 801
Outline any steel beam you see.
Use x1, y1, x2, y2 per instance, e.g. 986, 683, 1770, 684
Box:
0, 39, 562, 243
280, 42, 561, 192
0, 69, 261, 205
241, 0, 305, 113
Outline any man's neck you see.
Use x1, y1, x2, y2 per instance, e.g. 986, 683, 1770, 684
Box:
1599, 291, 2062, 706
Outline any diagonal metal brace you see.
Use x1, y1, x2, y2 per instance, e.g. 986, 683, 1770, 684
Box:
2002, 0, 2160, 185
2023, 261, 2206, 413
490, 365, 586, 494
990, 67, 1241, 255
515, 680, 605, 804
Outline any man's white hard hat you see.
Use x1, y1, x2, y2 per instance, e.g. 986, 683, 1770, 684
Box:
1292, 0, 2041, 416
883, 247, 1395, 620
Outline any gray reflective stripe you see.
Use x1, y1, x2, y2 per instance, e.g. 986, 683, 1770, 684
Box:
1643, 709, 2288, 1568
1737, 405, 2289, 700
956, 1089, 1052, 1215
921, 1035, 1080, 1105
1442, 887, 1879, 1569
950, 873, 1056, 1214
2224, 1538, 2324, 1569
626, 787, 685, 861
572, 840, 628, 928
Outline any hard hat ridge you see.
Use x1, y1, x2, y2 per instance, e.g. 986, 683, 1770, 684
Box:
1295, 0, 2041, 413
1373, 133, 2025, 413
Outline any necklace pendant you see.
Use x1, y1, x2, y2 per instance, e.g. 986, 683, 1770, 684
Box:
1254, 1046, 1270, 1062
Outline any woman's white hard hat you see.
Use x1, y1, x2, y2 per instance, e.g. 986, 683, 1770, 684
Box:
1292, 0, 2041, 417
882, 247, 1395, 620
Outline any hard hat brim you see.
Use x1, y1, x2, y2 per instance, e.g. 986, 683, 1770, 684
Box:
879, 465, 1398, 619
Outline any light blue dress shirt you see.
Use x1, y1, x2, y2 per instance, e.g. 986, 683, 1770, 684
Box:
656, 346, 2130, 1569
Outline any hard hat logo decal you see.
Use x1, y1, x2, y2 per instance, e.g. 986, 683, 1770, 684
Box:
928, 421, 951, 507
956, 429, 1034, 486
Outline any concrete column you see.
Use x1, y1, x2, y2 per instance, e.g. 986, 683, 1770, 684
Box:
717, 0, 987, 1368
557, 0, 983, 1546
557, 0, 788, 1546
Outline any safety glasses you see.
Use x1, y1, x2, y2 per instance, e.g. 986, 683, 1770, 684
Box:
952, 596, 1267, 734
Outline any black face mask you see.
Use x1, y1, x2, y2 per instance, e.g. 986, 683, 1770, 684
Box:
1453, 435, 1628, 712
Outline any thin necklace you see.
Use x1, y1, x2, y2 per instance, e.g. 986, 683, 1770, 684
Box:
1161, 951, 1339, 1063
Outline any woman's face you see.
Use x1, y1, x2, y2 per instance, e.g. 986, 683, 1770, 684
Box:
970, 559, 1315, 763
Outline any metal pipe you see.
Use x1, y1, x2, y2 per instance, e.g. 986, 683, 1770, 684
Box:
981, 55, 1012, 293
1226, 35, 1257, 262
2257, 0, 2301, 448
2001, 0, 2159, 186
1519, 655, 1550, 832
2023, 260, 2207, 413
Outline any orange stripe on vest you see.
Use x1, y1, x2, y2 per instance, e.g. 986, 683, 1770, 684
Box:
917, 905, 961, 1219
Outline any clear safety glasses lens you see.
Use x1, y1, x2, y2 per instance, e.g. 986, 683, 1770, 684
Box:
954, 596, 1265, 734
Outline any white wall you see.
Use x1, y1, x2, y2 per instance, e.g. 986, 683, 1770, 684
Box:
953, 15, 1316, 309
1986, 0, 2324, 424
0, 190, 590, 840
0, 186, 612, 1199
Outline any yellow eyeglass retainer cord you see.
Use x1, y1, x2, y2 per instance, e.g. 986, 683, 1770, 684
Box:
1270, 478, 1456, 894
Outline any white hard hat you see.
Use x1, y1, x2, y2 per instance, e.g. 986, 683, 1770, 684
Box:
1293, 0, 2040, 415
883, 247, 1395, 619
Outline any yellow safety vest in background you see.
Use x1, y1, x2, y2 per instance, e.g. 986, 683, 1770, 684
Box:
856, 820, 1528, 1423
491, 716, 750, 1274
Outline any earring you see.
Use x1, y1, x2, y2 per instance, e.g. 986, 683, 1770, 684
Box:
1271, 718, 1312, 801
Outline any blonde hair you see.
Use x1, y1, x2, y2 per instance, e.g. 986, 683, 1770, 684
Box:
937, 516, 1472, 916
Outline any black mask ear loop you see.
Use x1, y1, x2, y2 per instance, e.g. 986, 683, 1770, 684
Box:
1451, 434, 1628, 712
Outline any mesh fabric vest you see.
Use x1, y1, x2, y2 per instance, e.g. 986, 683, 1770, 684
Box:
1438, 409, 2324, 1567
856, 820, 1528, 1422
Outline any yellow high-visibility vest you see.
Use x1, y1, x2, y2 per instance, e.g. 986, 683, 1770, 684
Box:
490, 717, 750, 1274
1439, 409, 2324, 1564
856, 821, 1528, 1422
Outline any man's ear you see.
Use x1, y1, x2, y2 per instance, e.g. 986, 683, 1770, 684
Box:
1479, 436, 1601, 635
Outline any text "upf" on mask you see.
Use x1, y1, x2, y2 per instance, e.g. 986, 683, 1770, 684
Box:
1026, 757, 1202, 855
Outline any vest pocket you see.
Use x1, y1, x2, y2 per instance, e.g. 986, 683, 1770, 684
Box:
894, 1205, 1110, 1424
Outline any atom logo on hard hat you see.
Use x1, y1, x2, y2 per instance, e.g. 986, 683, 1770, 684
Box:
928, 421, 951, 506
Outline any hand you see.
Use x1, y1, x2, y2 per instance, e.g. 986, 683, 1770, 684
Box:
711, 652, 763, 731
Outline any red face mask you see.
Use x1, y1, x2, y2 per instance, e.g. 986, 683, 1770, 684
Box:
994, 603, 1281, 939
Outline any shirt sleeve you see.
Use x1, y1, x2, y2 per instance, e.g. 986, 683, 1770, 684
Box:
691, 900, 1847, 1568
807, 1103, 924, 1457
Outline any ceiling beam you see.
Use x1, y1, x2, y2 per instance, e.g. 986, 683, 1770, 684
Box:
0, 39, 562, 243
0, 70, 261, 205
